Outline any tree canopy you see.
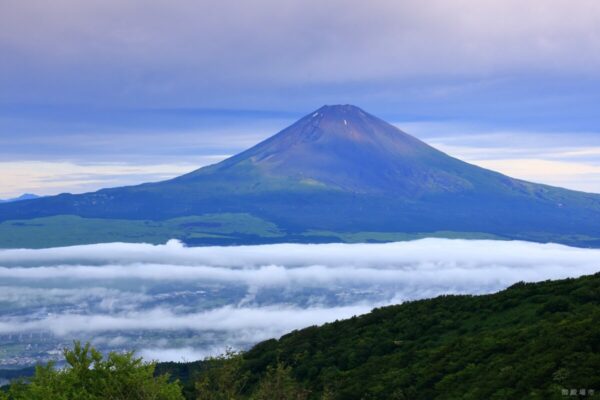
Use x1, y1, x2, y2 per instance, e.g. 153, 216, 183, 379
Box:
2, 342, 183, 400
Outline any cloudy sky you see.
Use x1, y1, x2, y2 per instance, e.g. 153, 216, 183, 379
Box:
1, 0, 600, 197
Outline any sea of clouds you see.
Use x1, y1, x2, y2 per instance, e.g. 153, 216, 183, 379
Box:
0, 238, 599, 363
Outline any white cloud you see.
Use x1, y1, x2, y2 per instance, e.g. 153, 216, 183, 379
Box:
471, 158, 600, 193
2, 238, 599, 270
0, 286, 150, 310
0, 161, 207, 198
138, 347, 223, 363
0, 254, 596, 292
0, 240, 599, 325
0, 305, 372, 337
397, 121, 600, 193
1, 239, 598, 362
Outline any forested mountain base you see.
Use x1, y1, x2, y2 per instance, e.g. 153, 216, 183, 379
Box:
164, 272, 600, 399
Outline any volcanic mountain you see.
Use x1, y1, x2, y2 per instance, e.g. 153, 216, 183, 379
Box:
1, 105, 600, 248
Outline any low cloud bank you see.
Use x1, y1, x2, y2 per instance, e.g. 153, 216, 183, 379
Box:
0, 239, 598, 291
0, 239, 598, 362
1, 238, 599, 269
138, 347, 223, 363
0, 304, 372, 336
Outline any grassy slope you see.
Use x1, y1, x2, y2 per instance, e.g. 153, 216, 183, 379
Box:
302, 229, 504, 242
162, 273, 600, 400
0, 214, 510, 248
1, 171, 600, 248
0, 214, 284, 248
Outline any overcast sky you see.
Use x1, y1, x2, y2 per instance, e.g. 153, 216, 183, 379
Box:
1, 0, 600, 197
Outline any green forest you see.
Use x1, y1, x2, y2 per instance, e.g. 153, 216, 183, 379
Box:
3, 273, 600, 399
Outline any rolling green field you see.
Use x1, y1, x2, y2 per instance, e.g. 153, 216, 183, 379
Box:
0, 214, 514, 248
302, 229, 504, 242
0, 214, 284, 248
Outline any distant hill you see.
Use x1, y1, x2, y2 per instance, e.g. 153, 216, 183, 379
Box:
161, 273, 600, 400
0, 193, 40, 204
1, 105, 600, 248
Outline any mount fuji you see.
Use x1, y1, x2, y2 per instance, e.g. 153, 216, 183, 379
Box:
1, 105, 600, 248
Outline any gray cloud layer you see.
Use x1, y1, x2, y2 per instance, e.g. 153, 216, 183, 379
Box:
2, 0, 600, 108
1, 238, 599, 270
1, 239, 599, 330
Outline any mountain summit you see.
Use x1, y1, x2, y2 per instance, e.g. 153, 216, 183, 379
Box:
181, 104, 466, 194
1, 105, 600, 248
178, 105, 518, 197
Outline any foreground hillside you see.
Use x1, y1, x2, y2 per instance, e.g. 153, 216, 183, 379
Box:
1, 105, 600, 248
160, 273, 600, 399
